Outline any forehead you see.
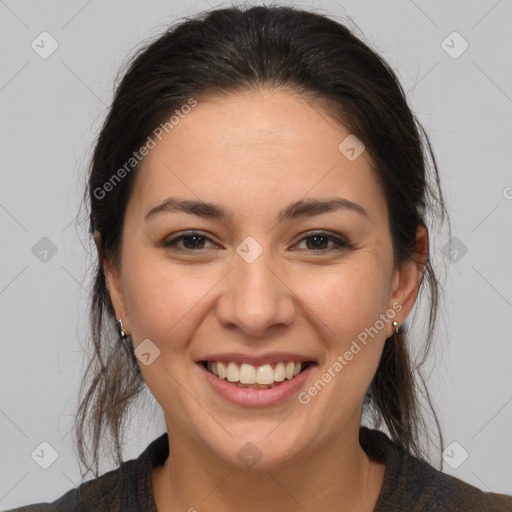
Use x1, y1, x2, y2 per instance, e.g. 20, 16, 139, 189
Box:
128, 90, 387, 224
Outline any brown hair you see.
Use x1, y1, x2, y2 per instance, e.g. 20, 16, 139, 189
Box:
76, 4, 449, 478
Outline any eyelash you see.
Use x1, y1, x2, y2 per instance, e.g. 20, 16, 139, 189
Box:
162, 230, 352, 254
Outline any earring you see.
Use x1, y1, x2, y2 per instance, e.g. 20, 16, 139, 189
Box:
392, 321, 400, 334
115, 319, 135, 363
116, 318, 127, 340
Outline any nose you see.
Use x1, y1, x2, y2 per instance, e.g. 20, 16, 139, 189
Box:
215, 248, 296, 337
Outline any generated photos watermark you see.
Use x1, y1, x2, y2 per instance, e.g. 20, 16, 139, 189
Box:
93, 97, 198, 200
297, 301, 403, 405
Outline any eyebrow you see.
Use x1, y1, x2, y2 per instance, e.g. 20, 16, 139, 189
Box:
144, 196, 369, 222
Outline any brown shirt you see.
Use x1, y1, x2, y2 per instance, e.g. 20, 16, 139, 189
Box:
6, 427, 512, 511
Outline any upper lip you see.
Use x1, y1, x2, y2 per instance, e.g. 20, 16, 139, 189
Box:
197, 352, 317, 366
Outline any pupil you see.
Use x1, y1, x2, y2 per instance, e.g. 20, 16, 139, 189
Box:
308, 236, 327, 250
185, 235, 203, 249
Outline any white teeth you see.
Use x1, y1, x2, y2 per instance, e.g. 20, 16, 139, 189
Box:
239, 363, 256, 384
285, 362, 295, 379
256, 364, 274, 385
217, 361, 226, 379
274, 362, 285, 382
205, 360, 310, 385
226, 362, 239, 382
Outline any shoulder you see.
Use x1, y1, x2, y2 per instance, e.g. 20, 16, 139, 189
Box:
360, 427, 512, 511
401, 452, 512, 511
4, 433, 169, 512
418, 468, 512, 511
3, 463, 129, 512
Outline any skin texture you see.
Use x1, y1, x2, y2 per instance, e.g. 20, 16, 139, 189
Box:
103, 89, 427, 511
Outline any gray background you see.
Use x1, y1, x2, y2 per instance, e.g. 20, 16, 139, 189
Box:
1, 0, 511, 508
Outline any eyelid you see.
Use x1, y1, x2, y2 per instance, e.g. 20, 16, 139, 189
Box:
290, 230, 352, 251
163, 230, 219, 250
162, 229, 351, 252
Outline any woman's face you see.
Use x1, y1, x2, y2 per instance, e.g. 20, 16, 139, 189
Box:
105, 89, 423, 469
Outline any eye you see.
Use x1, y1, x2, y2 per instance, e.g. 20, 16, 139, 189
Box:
292, 231, 351, 253
161, 230, 351, 254
163, 231, 217, 251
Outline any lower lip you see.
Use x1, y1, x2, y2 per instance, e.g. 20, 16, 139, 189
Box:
198, 363, 315, 407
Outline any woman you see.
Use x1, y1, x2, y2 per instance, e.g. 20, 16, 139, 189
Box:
8, 5, 511, 511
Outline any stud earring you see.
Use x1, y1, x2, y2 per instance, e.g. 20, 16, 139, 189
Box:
392, 321, 400, 334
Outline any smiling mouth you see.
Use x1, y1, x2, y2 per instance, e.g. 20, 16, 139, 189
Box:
201, 360, 315, 389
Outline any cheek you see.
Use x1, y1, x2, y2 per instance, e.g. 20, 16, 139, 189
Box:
121, 253, 215, 346
294, 258, 391, 336
293, 257, 391, 394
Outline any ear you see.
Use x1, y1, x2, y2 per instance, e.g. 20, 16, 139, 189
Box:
387, 225, 428, 335
94, 231, 130, 334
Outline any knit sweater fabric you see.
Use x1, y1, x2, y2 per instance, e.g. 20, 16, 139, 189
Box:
6, 427, 512, 511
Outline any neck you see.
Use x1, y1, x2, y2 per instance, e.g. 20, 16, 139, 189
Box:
152, 421, 385, 512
